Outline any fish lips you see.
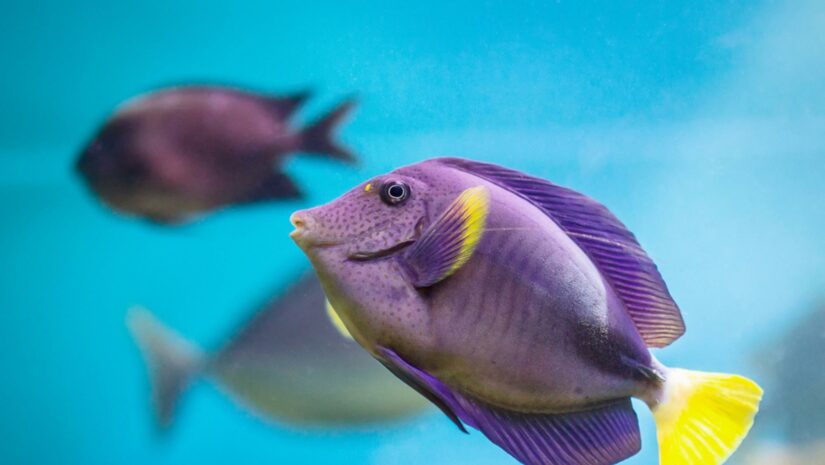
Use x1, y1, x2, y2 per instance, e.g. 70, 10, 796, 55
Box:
289, 211, 342, 250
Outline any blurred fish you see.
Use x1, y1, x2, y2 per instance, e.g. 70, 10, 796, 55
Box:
751, 302, 825, 445
290, 157, 763, 465
76, 86, 356, 223
738, 441, 825, 465
127, 272, 428, 430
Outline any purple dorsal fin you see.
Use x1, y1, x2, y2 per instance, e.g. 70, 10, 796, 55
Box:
379, 347, 641, 465
439, 157, 685, 348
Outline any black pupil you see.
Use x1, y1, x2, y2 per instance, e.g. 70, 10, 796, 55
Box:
388, 184, 405, 199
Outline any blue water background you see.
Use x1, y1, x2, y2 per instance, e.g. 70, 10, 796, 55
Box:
1, 1, 824, 464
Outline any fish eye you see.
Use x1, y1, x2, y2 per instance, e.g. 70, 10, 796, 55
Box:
380, 181, 410, 206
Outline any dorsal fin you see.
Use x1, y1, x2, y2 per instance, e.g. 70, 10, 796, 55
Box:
264, 90, 311, 118
440, 157, 685, 348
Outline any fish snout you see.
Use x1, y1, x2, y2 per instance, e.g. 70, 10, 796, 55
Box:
75, 150, 97, 179
290, 210, 320, 247
75, 141, 110, 182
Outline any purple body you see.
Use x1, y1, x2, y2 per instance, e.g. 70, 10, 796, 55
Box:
76, 86, 355, 223
290, 157, 686, 465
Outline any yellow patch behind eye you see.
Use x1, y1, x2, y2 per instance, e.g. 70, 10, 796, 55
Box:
448, 186, 490, 276
364, 183, 373, 192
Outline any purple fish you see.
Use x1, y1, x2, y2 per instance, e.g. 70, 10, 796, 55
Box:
290, 157, 763, 465
76, 86, 356, 224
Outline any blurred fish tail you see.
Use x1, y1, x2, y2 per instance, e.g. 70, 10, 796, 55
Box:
651, 367, 763, 465
126, 307, 204, 432
300, 98, 357, 163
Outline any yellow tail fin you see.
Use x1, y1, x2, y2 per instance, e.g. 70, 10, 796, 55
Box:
653, 368, 763, 465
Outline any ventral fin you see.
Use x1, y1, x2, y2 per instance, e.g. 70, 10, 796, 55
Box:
402, 186, 489, 288
324, 300, 353, 340
440, 157, 685, 348
379, 347, 642, 465
378, 347, 467, 432
455, 396, 642, 465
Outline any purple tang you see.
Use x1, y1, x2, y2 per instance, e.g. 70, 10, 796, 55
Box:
290, 157, 762, 465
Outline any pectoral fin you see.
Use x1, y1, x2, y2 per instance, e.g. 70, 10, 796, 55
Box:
401, 186, 489, 288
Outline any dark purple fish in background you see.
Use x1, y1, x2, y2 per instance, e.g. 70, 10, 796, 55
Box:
290, 157, 763, 465
75, 86, 356, 223
127, 272, 428, 430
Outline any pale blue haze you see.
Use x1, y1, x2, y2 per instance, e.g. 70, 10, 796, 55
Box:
1, 1, 824, 464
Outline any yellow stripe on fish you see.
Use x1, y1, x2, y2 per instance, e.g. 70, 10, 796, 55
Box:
446, 186, 490, 278
399, 185, 490, 288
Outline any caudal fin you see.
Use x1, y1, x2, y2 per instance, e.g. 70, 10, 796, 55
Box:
300, 98, 357, 163
652, 368, 763, 465
126, 307, 204, 431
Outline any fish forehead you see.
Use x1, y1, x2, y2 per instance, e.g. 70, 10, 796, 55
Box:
395, 158, 476, 187
390, 159, 490, 204
398, 159, 553, 222
301, 164, 449, 240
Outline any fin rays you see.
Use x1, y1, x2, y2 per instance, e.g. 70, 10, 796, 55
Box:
440, 157, 686, 348
402, 186, 490, 287
653, 368, 763, 465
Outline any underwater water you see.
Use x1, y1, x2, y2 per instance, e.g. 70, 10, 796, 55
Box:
2, 1, 824, 464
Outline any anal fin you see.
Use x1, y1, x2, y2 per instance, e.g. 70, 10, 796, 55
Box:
379, 347, 641, 465
455, 396, 641, 465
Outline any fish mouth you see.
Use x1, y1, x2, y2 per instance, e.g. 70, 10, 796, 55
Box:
347, 239, 416, 261
289, 212, 341, 248
289, 212, 313, 246
345, 216, 425, 261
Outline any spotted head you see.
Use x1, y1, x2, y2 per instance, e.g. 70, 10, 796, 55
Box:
289, 159, 491, 351
291, 174, 433, 256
